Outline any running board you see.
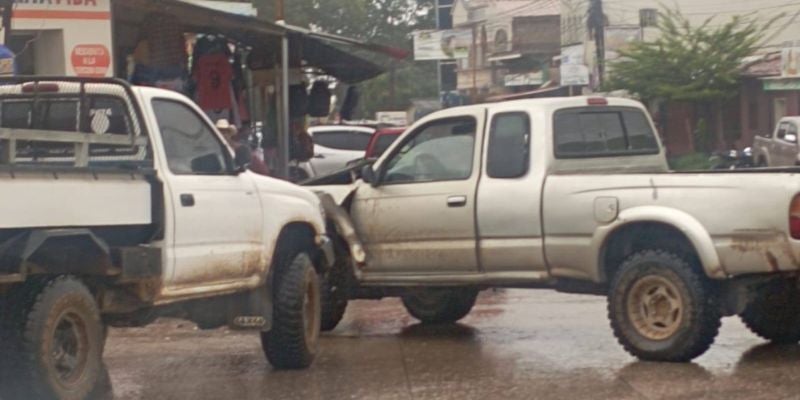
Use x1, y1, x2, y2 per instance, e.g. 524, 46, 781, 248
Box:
359, 271, 553, 287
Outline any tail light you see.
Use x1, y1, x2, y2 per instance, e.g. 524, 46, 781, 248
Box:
790, 194, 800, 239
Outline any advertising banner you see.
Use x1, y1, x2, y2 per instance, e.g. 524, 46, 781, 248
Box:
413, 29, 472, 61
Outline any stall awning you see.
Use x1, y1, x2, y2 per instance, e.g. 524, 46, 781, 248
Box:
112, 0, 406, 84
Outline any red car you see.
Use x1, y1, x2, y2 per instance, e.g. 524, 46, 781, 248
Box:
365, 127, 405, 159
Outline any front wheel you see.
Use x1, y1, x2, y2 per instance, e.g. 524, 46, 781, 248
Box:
261, 253, 321, 369
0, 277, 105, 400
740, 279, 800, 343
402, 288, 479, 324
608, 250, 721, 362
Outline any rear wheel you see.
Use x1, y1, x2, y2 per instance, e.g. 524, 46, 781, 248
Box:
402, 288, 479, 324
0, 276, 104, 400
608, 250, 721, 362
740, 279, 800, 343
261, 253, 321, 369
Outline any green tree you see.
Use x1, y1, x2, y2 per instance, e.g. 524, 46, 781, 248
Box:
605, 8, 778, 151
254, 0, 437, 118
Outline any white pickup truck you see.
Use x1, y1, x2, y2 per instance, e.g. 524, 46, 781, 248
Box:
0, 78, 333, 399
753, 116, 800, 167
311, 96, 800, 363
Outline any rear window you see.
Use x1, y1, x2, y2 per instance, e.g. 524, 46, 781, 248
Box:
313, 129, 373, 151
553, 107, 659, 158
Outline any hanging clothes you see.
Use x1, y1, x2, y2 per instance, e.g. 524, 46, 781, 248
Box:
193, 52, 234, 112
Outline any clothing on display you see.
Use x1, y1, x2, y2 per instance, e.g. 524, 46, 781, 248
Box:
308, 81, 332, 118
193, 52, 234, 111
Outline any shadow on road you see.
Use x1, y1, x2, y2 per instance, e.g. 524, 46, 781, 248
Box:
399, 323, 479, 340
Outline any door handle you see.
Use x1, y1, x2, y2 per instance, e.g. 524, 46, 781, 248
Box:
314, 153, 326, 159
447, 195, 467, 208
180, 194, 195, 207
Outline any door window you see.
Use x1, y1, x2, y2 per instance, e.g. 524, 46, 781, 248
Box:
487, 112, 530, 179
383, 117, 476, 184
152, 99, 231, 175
313, 130, 373, 151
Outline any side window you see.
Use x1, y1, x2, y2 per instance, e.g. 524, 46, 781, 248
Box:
487, 112, 530, 179
152, 99, 230, 175
314, 130, 373, 151
777, 123, 788, 140
786, 124, 798, 143
554, 107, 660, 158
383, 117, 476, 184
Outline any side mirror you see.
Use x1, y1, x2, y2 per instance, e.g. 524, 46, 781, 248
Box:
234, 146, 252, 173
361, 165, 378, 187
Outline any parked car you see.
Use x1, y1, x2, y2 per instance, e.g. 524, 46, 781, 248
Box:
309, 96, 800, 363
365, 127, 405, 159
0, 78, 333, 399
307, 125, 375, 176
753, 117, 800, 166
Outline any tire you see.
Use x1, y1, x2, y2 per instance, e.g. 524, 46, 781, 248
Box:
608, 250, 721, 362
402, 288, 479, 324
320, 272, 348, 332
261, 253, 321, 369
740, 279, 800, 343
0, 276, 104, 400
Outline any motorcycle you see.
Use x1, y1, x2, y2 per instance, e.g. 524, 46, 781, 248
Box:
709, 147, 755, 170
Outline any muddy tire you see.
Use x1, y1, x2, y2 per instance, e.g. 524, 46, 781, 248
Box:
608, 250, 721, 362
262, 253, 321, 369
402, 288, 479, 324
320, 272, 348, 332
0, 276, 104, 400
740, 279, 800, 343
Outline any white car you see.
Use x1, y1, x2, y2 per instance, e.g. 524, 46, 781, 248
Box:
307, 125, 375, 176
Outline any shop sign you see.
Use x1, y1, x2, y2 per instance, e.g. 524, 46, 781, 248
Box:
781, 41, 800, 78
560, 44, 589, 86
413, 29, 472, 61
504, 72, 544, 87
764, 78, 800, 91
71, 44, 110, 77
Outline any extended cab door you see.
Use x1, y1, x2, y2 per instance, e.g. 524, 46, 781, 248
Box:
476, 109, 547, 273
351, 112, 484, 275
148, 98, 264, 290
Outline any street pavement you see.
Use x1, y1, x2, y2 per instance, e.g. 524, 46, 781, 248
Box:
102, 289, 800, 400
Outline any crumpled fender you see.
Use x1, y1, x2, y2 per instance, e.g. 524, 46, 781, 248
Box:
315, 192, 367, 269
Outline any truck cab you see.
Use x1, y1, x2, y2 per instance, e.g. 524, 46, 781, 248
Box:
753, 116, 800, 167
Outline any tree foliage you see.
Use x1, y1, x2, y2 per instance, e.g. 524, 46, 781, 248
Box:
254, 0, 437, 118
606, 8, 778, 104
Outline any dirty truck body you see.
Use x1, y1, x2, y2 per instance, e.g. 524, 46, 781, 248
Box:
312, 96, 800, 362
0, 78, 331, 399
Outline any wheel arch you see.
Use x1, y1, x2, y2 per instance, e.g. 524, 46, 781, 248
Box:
0, 229, 113, 279
596, 207, 725, 283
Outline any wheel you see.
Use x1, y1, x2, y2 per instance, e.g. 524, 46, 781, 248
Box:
402, 288, 479, 324
261, 252, 321, 369
757, 158, 767, 168
320, 271, 349, 332
740, 279, 800, 343
608, 250, 721, 362
0, 276, 104, 400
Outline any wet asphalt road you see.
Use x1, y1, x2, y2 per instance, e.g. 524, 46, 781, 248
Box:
103, 289, 800, 400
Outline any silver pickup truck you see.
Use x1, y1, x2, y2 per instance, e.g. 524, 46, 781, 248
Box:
310, 96, 800, 363
753, 116, 800, 167
0, 78, 332, 399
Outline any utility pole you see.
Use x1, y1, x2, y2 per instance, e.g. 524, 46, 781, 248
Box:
275, 0, 285, 23
589, 0, 605, 86
275, 0, 289, 179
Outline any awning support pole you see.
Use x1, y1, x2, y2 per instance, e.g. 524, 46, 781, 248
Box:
277, 33, 291, 179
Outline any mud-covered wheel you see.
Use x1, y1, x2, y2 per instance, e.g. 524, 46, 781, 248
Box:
320, 272, 348, 332
262, 253, 321, 369
608, 250, 721, 362
740, 279, 800, 343
402, 288, 479, 324
0, 276, 104, 400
